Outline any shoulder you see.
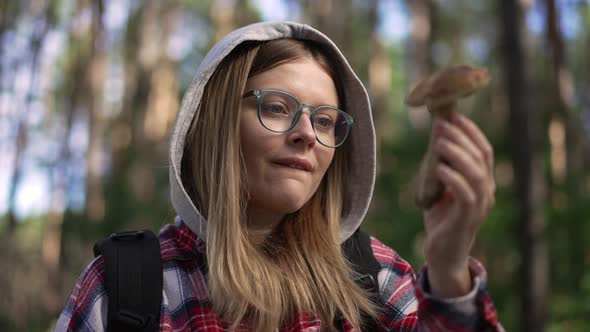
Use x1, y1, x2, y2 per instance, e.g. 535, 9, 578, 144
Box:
368, 235, 415, 278
56, 256, 108, 331
158, 221, 207, 262
368, 235, 420, 323
156, 222, 212, 324
58, 222, 207, 331
75, 255, 107, 294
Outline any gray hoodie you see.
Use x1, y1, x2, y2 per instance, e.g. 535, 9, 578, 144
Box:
169, 21, 376, 243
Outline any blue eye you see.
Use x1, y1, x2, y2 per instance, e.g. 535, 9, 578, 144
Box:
261, 102, 290, 117
314, 116, 335, 130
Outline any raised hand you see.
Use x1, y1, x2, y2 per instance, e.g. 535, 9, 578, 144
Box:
422, 112, 496, 298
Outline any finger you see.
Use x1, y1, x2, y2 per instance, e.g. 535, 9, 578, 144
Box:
435, 137, 488, 193
435, 118, 483, 168
436, 162, 477, 207
437, 133, 496, 218
450, 113, 495, 172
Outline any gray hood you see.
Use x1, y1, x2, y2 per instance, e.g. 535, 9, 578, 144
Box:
169, 21, 376, 243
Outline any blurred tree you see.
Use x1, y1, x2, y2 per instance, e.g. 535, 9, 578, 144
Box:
42, 58, 74, 313
210, 0, 260, 43
367, 0, 393, 148
5, 1, 52, 236
210, 0, 236, 42
545, 0, 588, 181
300, 0, 355, 66
499, 1, 548, 331
407, 0, 433, 83
103, 0, 175, 233
0, 0, 21, 234
84, 0, 107, 224
544, 1, 590, 328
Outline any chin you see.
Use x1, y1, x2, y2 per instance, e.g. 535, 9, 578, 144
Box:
274, 196, 310, 214
251, 181, 319, 215
261, 190, 312, 215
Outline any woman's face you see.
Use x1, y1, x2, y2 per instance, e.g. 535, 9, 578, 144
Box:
240, 57, 338, 228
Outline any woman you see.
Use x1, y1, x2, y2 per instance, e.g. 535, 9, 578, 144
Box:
57, 21, 503, 331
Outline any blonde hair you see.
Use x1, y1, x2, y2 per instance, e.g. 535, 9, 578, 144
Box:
181, 39, 377, 331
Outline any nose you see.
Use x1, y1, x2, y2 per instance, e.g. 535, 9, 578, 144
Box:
287, 108, 316, 148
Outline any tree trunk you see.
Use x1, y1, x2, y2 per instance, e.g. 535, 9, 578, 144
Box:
32, 1, 66, 312
407, 0, 433, 82
210, 0, 235, 42
5, 8, 50, 235
105, 0, 179, 229
499, 2, 548, 331
300, 0, 355, 64
85, 0, 107, 223
406, 0, 433, 130
545, 0, 587, 180
544, 0, 588, 298
367, 0, 392, 148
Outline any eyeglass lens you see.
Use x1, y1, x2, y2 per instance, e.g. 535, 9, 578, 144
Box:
258, 91, 349, 147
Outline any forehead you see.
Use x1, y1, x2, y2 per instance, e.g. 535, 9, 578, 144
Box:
245, 58, 339, 107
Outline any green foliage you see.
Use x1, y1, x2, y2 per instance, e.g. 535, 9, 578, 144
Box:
366, 122, 429, 266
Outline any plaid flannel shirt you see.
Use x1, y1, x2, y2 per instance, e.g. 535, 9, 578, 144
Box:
56, 219, 503, 331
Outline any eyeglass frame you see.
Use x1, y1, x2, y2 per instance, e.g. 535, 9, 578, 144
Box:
241, 89, 354, 148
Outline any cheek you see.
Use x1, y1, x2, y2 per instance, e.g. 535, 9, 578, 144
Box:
239, 115, 273, 173
240, 114, 262, 155
317, 149, 335, 175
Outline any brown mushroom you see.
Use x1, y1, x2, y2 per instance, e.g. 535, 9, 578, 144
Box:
405, 65, 491, 209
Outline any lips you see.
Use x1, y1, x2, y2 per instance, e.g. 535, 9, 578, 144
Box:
273, 157, 313, 172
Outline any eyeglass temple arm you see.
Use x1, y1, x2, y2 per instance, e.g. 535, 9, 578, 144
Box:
242, 90, 257, 98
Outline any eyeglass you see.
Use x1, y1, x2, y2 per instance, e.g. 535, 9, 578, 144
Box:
242, 89, 353, 148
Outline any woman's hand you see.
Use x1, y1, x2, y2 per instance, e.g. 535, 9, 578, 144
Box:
422, 112, 496, 298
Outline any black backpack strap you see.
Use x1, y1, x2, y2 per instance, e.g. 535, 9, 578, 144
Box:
342, 228, 382, 331
94, 230, 163, 332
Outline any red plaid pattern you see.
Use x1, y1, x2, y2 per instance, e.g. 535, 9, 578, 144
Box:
56, 220, 503, 331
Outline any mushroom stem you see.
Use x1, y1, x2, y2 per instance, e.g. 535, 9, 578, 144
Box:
415, 102, 456, 208
405, 65, 490, 209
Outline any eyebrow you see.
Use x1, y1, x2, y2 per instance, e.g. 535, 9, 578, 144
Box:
247, 88, 340, 109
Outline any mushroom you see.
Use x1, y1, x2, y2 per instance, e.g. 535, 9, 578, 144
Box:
405, 65, 491, 209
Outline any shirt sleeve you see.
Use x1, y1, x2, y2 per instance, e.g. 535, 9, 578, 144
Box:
370, 237, 505, 332
55, 257, 108, 332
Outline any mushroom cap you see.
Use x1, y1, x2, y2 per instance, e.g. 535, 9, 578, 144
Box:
404, 78, 432, 107
405, 65, 491, 109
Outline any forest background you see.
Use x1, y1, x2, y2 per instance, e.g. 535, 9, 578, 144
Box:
1, 0, 589, 331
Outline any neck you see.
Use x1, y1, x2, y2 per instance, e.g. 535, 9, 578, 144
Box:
246, 206, 284, 238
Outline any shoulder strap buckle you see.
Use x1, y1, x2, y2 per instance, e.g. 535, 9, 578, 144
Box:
114, 310, 153, 329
